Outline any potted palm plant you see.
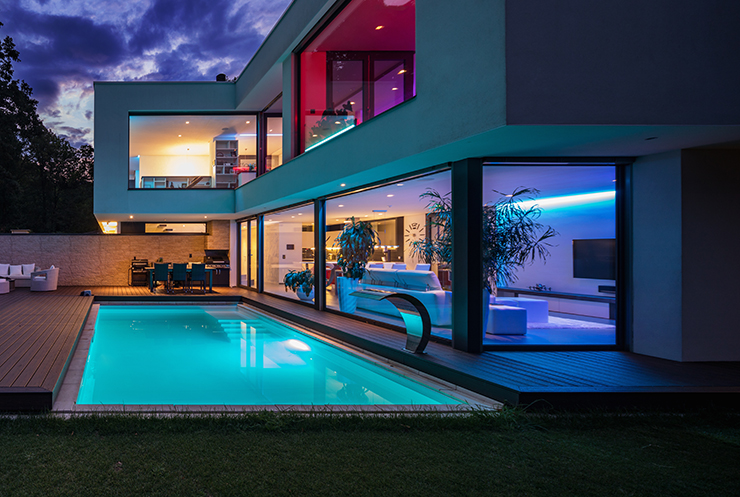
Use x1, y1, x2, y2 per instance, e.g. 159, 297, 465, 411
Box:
411, 187, 557, 330
334, 216, 378, 313
284, 265, 315, 302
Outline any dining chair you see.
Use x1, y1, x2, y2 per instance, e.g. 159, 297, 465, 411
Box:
189, 263, 207, 294
153, 263, 171, 293
171, 263, 188, 293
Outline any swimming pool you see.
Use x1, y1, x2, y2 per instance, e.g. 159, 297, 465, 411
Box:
76, 305, 463, 406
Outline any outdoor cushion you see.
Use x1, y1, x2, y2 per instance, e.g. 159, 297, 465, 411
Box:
0, 264, 8, 276
22, 264, 35, 275
9, 265, 22, 277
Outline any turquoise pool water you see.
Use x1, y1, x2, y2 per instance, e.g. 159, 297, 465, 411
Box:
77, 305, 461, 406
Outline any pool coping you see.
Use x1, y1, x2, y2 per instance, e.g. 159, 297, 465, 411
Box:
53, 303, 502, 415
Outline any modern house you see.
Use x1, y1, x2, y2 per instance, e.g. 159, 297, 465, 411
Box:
93, 0, 740, 362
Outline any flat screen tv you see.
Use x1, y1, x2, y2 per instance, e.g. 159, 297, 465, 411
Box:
573, 239, 616, 280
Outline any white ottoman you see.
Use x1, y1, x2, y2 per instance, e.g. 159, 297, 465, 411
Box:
492, 297, 549, 324
486, 305, 527, 335
512, 297, 549, 323
0, 279, 9, 294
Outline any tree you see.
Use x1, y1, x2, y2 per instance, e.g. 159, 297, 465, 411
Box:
0, 22, 98, 233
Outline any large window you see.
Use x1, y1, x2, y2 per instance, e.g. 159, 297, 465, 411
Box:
129, 114, 257, 189
325, 171, 452, 331
298, 0, 415, 154
263, 204, 316, 302
481, 165, 617, 347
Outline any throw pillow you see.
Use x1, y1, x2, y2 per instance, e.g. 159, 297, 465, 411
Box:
0, 263, 9, 276
9, 265, 23, 277
22, 264, 36, 275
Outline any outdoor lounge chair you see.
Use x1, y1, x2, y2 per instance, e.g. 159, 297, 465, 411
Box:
189, 263, 206, 294
153, 263, 171, 293
171, 263, 188, 293
30, 267, 59, 292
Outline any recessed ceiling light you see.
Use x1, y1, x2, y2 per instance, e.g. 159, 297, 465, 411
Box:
340, 183, 346, 187
398, 69, 406, 75
178, 134, 182, 137
364, 215, 369, 217
269, 129, 272, 132
129, 215, 133, 219
396, 183, 404, 187
338, 204, 344, 207
334, 121, 341, 124
246, 121, 251, 124
204, 216, 208, 219
312, 134, 318, 137
387, 194, 394, 197
391, 87, 398, 91
375, 25, 384, 30
298, 213, 303, 215
350, 101, 355, 105
185, 121, 190, 124
291, 216, 295, 218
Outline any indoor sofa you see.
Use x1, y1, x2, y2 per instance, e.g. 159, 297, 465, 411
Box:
356, 268, 452, 326
0, 263, 36, 288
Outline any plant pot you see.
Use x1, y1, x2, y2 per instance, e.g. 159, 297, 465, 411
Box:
337, 277, 359, 314
296, 288, 314, 302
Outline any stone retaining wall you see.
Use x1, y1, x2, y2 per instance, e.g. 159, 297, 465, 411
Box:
0, 234, 216, 286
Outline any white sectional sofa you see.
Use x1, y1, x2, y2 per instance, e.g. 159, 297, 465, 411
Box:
0, 263, 36, 288
356, 268, 452, 326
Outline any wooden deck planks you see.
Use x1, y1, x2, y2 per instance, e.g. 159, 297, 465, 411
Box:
0, 293, 92, 396
2, 285, 740, 410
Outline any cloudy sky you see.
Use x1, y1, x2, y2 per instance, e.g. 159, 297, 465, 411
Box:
1, 0, 292, 148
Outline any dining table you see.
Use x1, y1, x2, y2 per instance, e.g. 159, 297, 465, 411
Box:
146, 265, 214, 293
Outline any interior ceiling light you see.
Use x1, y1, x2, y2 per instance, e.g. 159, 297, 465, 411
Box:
246, 121, 250, 124
129, 215, 133, 219
334, 121, 341, 124
178, 134, 182, 137
298, 213, 303, 215
398, 69, 407, 75
350, 101, 355, 105
391, 87, 398, 91
185, 121, 190, 124
338, 204, 344, 207
387, 194, 394, 197
375, 25, 384, 30
340, 183, 346, 187
396, 183, 404, 186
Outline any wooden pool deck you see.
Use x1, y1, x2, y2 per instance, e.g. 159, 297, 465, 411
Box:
1, 285, 739, 411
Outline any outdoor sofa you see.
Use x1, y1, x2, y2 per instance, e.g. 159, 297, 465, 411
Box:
0, 263, 37, 287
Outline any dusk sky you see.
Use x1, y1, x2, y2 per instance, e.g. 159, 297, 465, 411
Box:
0, 0, 293, 148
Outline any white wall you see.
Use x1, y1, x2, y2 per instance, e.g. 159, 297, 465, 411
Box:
631, 151, 683, 361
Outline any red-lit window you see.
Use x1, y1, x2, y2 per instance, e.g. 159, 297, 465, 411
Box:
298, 0, 415, 154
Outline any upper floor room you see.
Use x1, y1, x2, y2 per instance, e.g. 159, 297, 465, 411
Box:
94, 0, 740, 223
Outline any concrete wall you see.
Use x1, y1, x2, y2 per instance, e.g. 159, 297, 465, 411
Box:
236, 0, 508, 215
631, 151, 683, 361
631, 149, 740, 362
94, 82, 237, 221
0, 234, 211, 286
506, 0, 740, 125
680, 149, 740, 361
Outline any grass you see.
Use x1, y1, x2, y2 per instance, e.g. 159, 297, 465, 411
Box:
0, 409, 738, 496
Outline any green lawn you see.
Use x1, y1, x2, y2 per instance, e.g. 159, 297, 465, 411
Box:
0, 410, 738, 496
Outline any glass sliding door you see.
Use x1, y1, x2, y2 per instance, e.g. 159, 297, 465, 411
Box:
263, 204, 316, 302
325, 171, 452, 335
240, 219, 259, 289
